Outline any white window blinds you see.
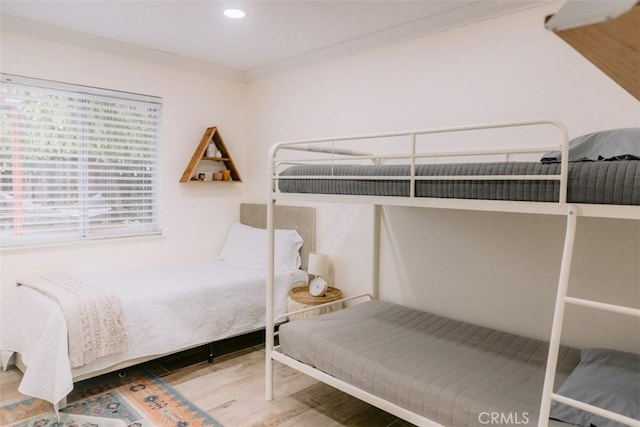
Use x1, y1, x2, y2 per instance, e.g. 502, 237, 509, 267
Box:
0, 74, 162, 247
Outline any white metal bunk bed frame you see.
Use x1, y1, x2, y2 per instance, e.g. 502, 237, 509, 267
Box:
264, 119, 640, 427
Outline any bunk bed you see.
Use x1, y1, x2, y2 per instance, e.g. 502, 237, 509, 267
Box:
264, 120, 640, 427
0, 203, 314, 410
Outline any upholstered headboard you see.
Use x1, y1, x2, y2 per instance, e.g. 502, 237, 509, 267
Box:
240, 203, 316, 271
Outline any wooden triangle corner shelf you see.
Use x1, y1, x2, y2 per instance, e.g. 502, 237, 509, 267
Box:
180, 127, 242, 183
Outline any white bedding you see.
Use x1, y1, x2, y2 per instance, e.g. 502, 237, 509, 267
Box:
0, 259, 307, 406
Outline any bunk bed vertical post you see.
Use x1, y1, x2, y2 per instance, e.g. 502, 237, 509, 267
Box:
409, 133, 416, 198
265, 145, 278, 401
558, 125, 570, 204
372, 205, 382, 299
265, 199, 275, 400
538, 205, 579, 425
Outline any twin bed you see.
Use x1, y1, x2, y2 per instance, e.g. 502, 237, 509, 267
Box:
266, 121, 640, 427
0, 203, 315, 409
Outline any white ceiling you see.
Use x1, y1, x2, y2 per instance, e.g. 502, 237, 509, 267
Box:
1, 0, 553, 81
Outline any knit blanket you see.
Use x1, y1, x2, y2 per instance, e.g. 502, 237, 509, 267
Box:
17, 273, 128, 368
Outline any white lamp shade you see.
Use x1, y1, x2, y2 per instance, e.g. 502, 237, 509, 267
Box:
308, 253, 329, 277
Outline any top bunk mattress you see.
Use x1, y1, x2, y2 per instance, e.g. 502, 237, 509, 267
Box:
277, 160, 640, 205
278, 300, 580, 427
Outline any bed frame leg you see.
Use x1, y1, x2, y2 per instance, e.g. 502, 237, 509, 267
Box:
372, 205, 381, 300
266, 351, 273, 400
208, 343, 214, 363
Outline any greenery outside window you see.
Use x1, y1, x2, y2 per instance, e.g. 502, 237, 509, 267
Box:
0, 74, 162, 247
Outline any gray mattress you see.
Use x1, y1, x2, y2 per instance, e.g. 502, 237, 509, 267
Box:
278, 161, 640, 205
278, 300, 580, 427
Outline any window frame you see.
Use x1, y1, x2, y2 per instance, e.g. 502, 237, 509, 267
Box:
0, 73, 163, 248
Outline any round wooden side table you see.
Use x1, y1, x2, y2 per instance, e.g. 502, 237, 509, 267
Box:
287, 285, 343, 320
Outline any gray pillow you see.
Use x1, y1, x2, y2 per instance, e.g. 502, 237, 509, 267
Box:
541, 128, 640, 162
550, 347, 640, 427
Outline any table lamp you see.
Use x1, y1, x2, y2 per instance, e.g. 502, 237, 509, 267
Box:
308, 252, 330, 297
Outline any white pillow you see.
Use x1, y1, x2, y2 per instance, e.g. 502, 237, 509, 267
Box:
219, 222, 303, 270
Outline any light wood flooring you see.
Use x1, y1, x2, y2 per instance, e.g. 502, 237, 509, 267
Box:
0, 338, 414, 427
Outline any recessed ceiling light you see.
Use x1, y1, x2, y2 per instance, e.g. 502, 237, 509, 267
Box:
224, 8, 245, 19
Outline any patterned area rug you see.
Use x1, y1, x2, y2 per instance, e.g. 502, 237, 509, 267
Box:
0, 369, 223, 427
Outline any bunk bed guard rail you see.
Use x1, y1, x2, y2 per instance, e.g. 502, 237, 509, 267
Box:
268, 120, 571, 208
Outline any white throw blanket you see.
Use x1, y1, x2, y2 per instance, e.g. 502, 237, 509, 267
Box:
17, 273, 128, 368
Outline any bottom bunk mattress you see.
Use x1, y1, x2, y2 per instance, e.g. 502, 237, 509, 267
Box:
278, 299, 580, 427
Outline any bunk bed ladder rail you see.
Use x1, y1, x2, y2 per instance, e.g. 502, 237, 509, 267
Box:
538, 205, 640, 427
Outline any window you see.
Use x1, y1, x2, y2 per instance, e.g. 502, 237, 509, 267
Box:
0, 74, 162, 247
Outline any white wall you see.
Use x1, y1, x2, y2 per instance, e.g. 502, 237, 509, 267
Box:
247, 2, 640, 352
0, 31, 249, 297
